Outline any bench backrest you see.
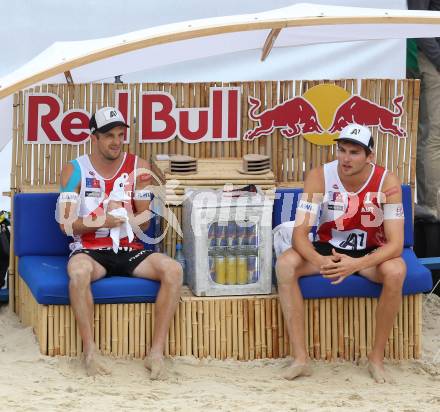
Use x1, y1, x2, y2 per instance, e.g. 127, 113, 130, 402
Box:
272, 184, 413, 247
14, 193, 157, 256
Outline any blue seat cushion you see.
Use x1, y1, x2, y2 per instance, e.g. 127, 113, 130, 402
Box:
0, 289, 8, 303
272, 185, 414, 248
14, 193, 158, 256
297, 248, 432, 299
19, 256, 160, 305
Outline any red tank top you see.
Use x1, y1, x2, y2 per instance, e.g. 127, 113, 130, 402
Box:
316, 160, 387, 250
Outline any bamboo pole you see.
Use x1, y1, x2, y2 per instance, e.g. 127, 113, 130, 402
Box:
140, 303, 146, 358
118, 304, 123, 357
232, 300, 239, 360
409, 295, 414, 359
179, 302, 186, 356
254, 299, 262, 359
319, 299, 331, 359
404, 296, 409, 359
215, 300, 220, 359
271, 299, 278, 358
111, 305, 118, 355
59, 306, 65, 356
135, 304, 140, 358
54, 306, 60, 356
331, 298, 337, 361
313, 300, 320, 360
244, 299, 250, 360
192, 301, 198, 357
123, 304, 129, 356
202, 300, 209, 358
398, 300, 404, 360
337, 298, 344, 360
175, 302, 181, 356
248, 299, 255, 360
209, 300, 215, 358
186, 301, 192, 356
359, 297, 366, 361
349, 298, 354, 361
238, 300, 244, 360
105, 305, 111, 356
366, 298, 372, 357
226, 300, 232, 359
354, 297, 360, 362
220, 300, 227, 359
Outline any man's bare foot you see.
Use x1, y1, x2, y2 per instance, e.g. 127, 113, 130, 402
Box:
83, 352, 111, 377
282, 361, 312, 380
367, 360, 394, 384
144, 355, 167, 380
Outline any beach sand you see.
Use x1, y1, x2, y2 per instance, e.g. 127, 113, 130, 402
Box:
0, 294, 439, 412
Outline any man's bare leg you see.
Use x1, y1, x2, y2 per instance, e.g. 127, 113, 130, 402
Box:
67, 254, 108, 376
276, 248, 320, 380
360, 258, 406, 383
132, 253, 183, 380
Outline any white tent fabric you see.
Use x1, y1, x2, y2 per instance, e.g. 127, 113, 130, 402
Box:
1, 3, 440, 98
1, 3, 440, 151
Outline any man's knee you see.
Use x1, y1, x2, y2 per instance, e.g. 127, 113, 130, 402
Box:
275, 249, 302, 284
69, 260, 93, 290
381, 260, 406, 293
159, 257, 183, 288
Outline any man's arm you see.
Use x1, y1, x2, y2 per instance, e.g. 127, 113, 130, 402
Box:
292, 167, 328, 267
58, 162, 124, 236
129, 157, 154, 232
354, 172, 404, 271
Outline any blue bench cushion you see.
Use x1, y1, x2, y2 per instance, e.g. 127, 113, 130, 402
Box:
0, 289, 8, 303
298, 248, 432, 299
19, 256, 160, 305
272, 185, 414, 248
14, 193, 157, 256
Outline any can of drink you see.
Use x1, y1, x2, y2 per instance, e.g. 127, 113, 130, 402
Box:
226, 255, 237, 285
247, 255, 259, 283
226, 221, 237, 247
237, 255, 248, 285
236, 222, 247, 246
215, 255, 226, 284
208, 255, 216, 282
246, 224, 258, 247
216, 223, 227, 247
208, 222, 217, 248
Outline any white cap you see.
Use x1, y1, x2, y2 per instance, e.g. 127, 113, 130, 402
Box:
89, 107, 129, 134
334, 124, 373, 151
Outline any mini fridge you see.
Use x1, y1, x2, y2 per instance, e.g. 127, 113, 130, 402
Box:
182, 188, 273, 296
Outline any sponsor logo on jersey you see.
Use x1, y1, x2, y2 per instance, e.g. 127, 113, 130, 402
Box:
86, 178, 100, 188
85, 190, 101, 198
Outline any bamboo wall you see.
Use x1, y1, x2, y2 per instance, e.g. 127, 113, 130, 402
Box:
9, 79, 422, 360
18, 278, 422, 361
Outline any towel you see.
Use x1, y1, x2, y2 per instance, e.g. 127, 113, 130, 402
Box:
272, 221, 314, 257
108, 207, 134, 253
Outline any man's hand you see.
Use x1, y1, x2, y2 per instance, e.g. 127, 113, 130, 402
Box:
106, 200, 124, 212
320, 249, 359, 285
103, 213, 126, 229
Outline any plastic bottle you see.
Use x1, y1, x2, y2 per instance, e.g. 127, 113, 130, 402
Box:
175, 243, 187, 284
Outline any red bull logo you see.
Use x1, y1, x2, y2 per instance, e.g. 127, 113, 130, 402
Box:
244, 96, 324, 141
243, 84, 406, 144
328, 95, 406, 137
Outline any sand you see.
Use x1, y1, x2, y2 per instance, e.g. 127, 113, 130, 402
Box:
0, 295, 439, 412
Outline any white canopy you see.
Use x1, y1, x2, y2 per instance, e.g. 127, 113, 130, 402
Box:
1, 2, 440, 150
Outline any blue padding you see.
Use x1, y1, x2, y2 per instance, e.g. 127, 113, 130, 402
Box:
19, 256, 160, 305
14, 193, 70, 256
272, 185, 413, 247
0, 289, 8, 303
14, 193, 157, 256
296, 248, 432, 299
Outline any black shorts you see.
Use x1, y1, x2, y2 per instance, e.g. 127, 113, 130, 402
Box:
312, 241, 377, 258
70, 248, 153, 276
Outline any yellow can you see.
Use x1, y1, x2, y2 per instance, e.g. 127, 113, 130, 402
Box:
226, 255, 237, 285
215, 256, 226, 284
237, 255, 248, 285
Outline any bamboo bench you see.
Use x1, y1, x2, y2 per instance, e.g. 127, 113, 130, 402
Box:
13, 186, 432, 361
